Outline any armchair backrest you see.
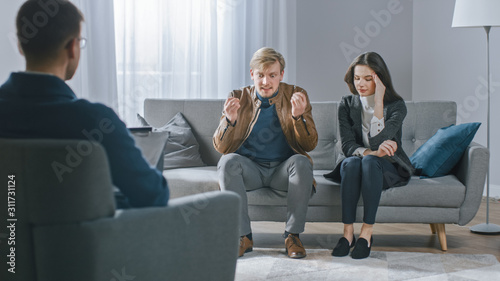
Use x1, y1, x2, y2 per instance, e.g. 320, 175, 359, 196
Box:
0, 138, 116, 281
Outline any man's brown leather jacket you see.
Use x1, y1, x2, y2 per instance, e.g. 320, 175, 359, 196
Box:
213, 82, 318, 164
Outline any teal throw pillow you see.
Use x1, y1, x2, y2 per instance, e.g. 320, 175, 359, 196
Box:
410, 122, 481, 178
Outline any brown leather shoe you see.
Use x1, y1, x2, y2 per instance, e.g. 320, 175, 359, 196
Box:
285, 234, 306, 259
239, 236, 253, 257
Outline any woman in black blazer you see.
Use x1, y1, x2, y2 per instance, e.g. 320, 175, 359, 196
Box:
325, 52, 414, 259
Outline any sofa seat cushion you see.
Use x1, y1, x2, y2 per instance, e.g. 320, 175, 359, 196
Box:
316, 171, 465, 207
246, 170, 465, 208
312, 171, 465, 208
162, 166, 219, 198
379, 175, 465, 207
164, 167, 466, 209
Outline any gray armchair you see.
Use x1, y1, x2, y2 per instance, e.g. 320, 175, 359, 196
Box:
0, 138, 240, 281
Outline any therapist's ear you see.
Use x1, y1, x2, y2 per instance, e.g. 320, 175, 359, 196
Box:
17, 41, 24, 56
65, 38, 78, 59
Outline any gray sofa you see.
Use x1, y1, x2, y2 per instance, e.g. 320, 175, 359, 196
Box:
144, 99, 489, 251
0, 138, 240, 281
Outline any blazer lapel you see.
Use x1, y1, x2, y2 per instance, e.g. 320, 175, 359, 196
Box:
351, 96, 363, 137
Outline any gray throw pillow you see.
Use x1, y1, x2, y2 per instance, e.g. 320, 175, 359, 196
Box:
136, 113, 150, 126
137, 112, 206, 169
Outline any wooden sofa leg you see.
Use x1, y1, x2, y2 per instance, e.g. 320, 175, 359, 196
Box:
429, 224, 436, 234
431, 223, 447, 251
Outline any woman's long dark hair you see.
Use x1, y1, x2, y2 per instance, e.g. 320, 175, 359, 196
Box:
344, 52, 403, 103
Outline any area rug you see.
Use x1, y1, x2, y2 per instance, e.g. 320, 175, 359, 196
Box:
235, 248, 500, 280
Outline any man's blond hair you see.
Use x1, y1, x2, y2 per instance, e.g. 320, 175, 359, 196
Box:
250, 47, 285, 72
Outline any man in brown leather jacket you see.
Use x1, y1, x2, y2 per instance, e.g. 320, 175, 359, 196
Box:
213, 47, 318, 259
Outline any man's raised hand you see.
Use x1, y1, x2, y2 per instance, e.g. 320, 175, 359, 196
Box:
291, 92, 307, 119
224, 97, 240, 124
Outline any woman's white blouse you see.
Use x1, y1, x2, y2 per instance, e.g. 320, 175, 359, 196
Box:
353, 94, 385, 157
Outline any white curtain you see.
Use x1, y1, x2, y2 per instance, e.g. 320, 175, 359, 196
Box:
114, 0, 218, 125
114, 0, 296, 125
68, 0, 119, 112
217, 0, 296, 97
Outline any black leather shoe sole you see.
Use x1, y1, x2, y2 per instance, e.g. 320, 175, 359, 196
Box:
331, 236, 355, 257
351, 237, 373, 259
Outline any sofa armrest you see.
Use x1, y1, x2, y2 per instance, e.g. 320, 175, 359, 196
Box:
32, 191, 240, 281
453, 141, 489, 225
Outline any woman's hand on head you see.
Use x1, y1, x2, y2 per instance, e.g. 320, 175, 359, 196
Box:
372, 73, 386, 104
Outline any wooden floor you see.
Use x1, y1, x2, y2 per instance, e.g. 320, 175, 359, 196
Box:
251, 197, 500, 261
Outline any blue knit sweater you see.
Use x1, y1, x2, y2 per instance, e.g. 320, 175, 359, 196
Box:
236, 90, 294, 162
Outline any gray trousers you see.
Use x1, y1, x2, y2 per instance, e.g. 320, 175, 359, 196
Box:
217, 153, 313, 236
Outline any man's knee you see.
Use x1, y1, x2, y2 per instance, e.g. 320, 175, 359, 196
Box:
218, 153, 244, 176
289, 154, 312, 171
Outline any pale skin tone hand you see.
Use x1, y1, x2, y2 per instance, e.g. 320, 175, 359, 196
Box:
363, 140, 397, 157
224, 97, 240, 124
291, 92, 307, 118
372, 73, 385, 120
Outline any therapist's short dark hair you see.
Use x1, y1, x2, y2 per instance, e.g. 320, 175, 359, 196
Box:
16, 0, 84, 62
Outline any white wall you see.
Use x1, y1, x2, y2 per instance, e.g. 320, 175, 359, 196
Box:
296, 0, 413, 102
413, 0, 500, 185
0, 0, 25, 82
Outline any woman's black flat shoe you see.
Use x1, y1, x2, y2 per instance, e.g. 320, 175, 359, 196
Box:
351, 236, 373, 259
331, 236, 355, 257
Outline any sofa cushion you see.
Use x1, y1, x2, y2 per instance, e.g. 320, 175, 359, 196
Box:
163, 166, 220, 198
308, 102, 340, 170
144, 99, 225, 166
410, 122, 480, 178
139, 112, 206, 169
245, 170, 465, 208
378, 175, 465, 207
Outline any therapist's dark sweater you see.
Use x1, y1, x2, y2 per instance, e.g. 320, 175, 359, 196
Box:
0, 72, 169, 208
